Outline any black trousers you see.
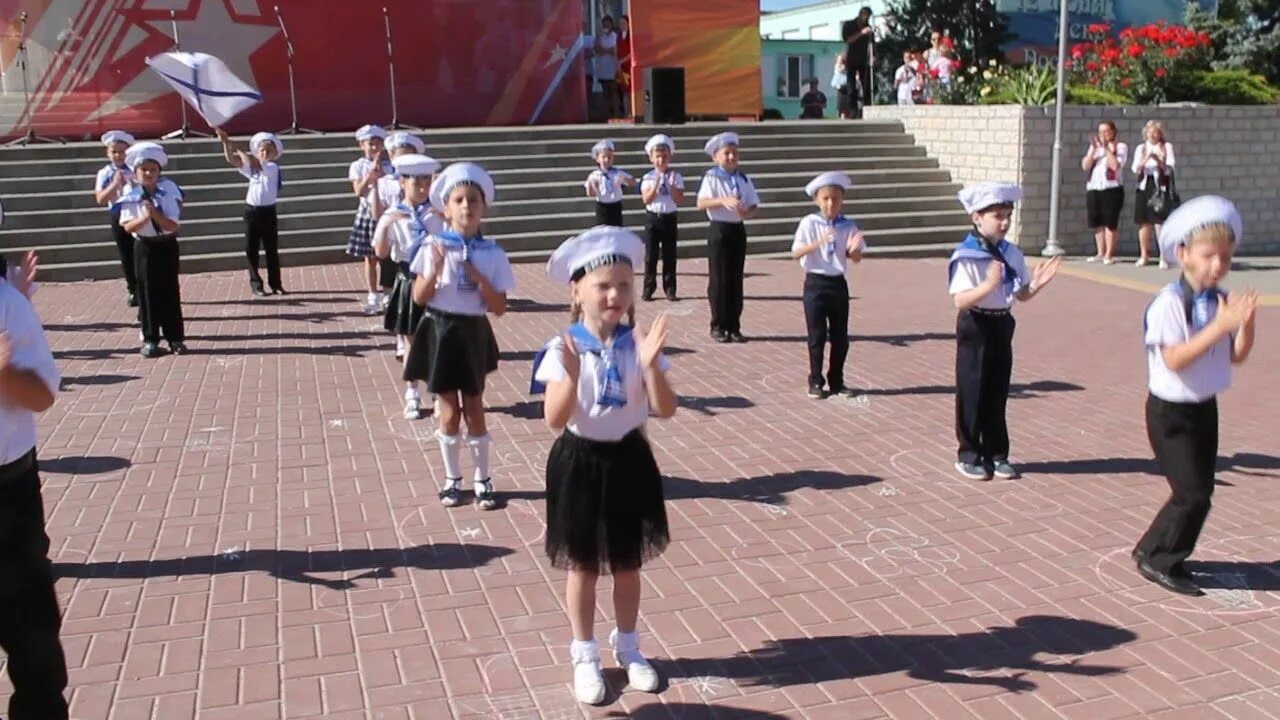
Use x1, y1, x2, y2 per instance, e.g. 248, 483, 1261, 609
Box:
955, 310, 1015, 465
803, 273, 850, 389
0, 450, 70, 720
109, 216, 137, 296
707, 220, 747, 334
596, 201, 624, 227
134, 235, 184, 344
243, 205, 281, 290
644, 211, 678, 297
1136, 395, 1218, 574
849, 63, 871, 111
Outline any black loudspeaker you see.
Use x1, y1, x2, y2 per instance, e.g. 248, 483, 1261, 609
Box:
644, 66, 686, 124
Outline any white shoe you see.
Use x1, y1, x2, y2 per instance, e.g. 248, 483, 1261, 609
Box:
610, 629, 660, 693
395, 336, 407, 360
1085, 255, 1100, 263
363, 293, 380, 315
1158, 259, 1169, 270
570, 643, 607, 705
378, 292, 390, 310
1102, 257, 1115, 265
403, 393, 420, 420
1135, 258, 1148, 267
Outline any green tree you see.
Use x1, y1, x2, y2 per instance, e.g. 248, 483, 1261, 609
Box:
873, 0, 1010, 103
1188, 0, 1280, 82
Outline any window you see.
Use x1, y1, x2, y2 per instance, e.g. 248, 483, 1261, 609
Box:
776, 54, 815, 98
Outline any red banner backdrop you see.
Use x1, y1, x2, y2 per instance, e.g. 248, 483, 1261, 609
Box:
627, 0, 761, 118
0, 0, 586, 139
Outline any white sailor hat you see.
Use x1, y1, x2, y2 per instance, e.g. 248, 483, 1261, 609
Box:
958, 182, 1022, 214
355, 124, 387, 142
386, 131, 425, 154
249, 131, 282, 157
392, 153, 442, 178
805, 171, 852, 197
1158, 195, 1242, 263
590, 139, 616, 158
703, 132, 740, 157
125, 141, 168, 170
547, 225, 646, 284
430, 162, 496, 212
101, 130, 136, 147
644, 134, 674, 154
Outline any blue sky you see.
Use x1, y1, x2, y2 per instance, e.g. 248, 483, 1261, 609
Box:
761, 0, 826, 11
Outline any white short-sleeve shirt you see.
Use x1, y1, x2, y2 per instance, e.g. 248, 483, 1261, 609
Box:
373, 210, 446, 264
948, 245, 1030, 311
376, 175, 402, 210
792, 213, 863, 276
408, 236, 516, 316
1086, 142, 1128, 190
585, 168, 633, 205
0, 282, 60, 465
348, 157, 394, 207
239, 161, 281, 207
640, 170, 684, 215
95, 163, 133, 212
116, 183, 183, 238
697, 168, 760, 223
1132, 141, 1176, 190
533, 335, 670, 442
1144, 283, 1232, 402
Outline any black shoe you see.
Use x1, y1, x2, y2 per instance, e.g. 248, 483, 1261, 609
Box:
127, 293, 139, 308
169, 341, 189, 355
991, 461, 1021, 480
140, 342, 162, 358
807, 384, 826, 399
439, 481, 463, 508
828, 385, 859, 398
642, 292, 655, 302
270, 286, 287, 296
1136, 557, 1203, 596
727, 332, 746, 343
711, 329, 729, 343
954, 461, 992, 481
666, 292, 678, 302
251, 286, 268, 297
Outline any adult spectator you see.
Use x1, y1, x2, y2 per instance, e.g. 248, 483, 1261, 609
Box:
1081, 120, 1128, 264
594, 16, 620, 120
800, 79, 828, 119
841, 6, 874, 114
617, 15, 632, 118
832, 53, 851, 119
1131, 120, 1177, 268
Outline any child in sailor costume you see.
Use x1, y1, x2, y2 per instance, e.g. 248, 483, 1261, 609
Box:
696, 131, 760, 343
372, 153, 443, 420
216, 129, 286, 296
530, 225, 677, 706
1133, 196, 1258, 597
638, 134, 684, 301
92, 130, 139, 307
947, 182, 1060, 481
407, 163, 515, 510
791, 172, 866, 399
346, 125, 396, 314
116, 142, 188, 359
584, 139, 635, 227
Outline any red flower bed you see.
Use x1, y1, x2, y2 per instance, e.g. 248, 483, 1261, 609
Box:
1067, 21, 1211, 103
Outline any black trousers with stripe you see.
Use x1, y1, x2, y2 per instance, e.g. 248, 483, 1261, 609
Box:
244, 205, 281, 290
644, 211, 678, 298
954, 309, 1015, 465
109, 215, 138, 296
1136, 394, 1218, 574
0, 450, 70, 720
134, 235, 184, 344
707, 220, 747, 334
803, 273, 850, 389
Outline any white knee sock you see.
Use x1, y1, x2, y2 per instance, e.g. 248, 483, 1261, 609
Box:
466, 434, 491, 485
435, 430, 463, 481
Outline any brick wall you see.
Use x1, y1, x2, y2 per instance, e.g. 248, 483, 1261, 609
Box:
865, 104, 1280, 256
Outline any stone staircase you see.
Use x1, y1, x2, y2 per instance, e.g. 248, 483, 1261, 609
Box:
0, 121, 972, 282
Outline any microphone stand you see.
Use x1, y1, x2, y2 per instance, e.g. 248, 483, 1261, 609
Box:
383, 7, 422, 130
275, 5, 318, 134
5, 12, 61, 145
160, 10, 211, 140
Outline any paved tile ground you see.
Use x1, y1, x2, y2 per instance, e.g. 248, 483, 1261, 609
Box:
4, 255, 1280, 720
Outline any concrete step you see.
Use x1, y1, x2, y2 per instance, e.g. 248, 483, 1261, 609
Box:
34, 225, 968, 282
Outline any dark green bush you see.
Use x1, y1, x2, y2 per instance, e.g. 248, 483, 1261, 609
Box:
1167, 70, 1278, 105
1066, 85, 1132, 105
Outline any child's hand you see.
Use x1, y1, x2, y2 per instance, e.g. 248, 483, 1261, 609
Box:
1216, 290, 1259, 332
12, 251, 38, 299
215, 127, 229, 142
1031, 256, 1062, 290
559, 333, 581, 380
430, 243, 446, 273
636, 312, 670, 370
721, 196, 740, 211
985, 260, 1004, 287
1240, 289, 1260, 326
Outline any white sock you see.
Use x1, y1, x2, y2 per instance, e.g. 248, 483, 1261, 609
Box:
435, 430, 463, 480
466, 434, 491, 485
612, 630, 639, 654
366, 291, 377, 304
570, 639, 600, 662
404, 383, 418, 400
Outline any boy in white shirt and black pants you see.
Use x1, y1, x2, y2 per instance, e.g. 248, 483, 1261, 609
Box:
948, 183, 1060, 481
0, 250, 71, 719
93, 131, 139, 307
216, 129, 286, 296
585, 140, 634, 227
696, 132, 759, 343
791, 172, 865, 399
639, 134, 683, 301
1134, 196, 1258, 596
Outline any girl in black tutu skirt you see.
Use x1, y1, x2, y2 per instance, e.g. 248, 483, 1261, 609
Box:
531, 225, 678, 706
373, 152, 442, 420
408, 163, 515, 510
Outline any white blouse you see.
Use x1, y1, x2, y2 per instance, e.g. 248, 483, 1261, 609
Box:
1131, 141, 1176, 190
534, 335, 670, 442
1086, 142, 1128, 191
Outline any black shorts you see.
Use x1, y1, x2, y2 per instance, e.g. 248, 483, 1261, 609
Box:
1086, 187, 1125, 230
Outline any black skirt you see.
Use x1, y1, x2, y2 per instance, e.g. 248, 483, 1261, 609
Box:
1134, 178, 1175, 226
383, 264, 425, 336
545, 429, 669, 574
402, 308, 499, 395
1086, 187, 1124, 230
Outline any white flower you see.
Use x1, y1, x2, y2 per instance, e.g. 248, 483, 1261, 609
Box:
983, 70, 994, 80
980, 86, 992, 96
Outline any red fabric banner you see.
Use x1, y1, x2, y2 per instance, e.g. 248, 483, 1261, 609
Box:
0, 0, 586, 139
